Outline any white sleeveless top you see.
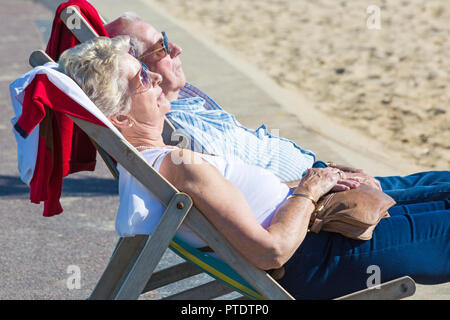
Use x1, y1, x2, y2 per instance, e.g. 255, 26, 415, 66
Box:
116, 147, 291, 248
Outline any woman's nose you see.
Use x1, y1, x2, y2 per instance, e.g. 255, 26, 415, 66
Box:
149, 71, 163, 87
169, 41, 182, 58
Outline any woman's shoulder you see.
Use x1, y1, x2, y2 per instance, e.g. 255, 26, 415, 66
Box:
162, 148, 208, 170
159, 148, 224, 186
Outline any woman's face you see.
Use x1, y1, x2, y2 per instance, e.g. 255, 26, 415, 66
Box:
120, 53, 171, 127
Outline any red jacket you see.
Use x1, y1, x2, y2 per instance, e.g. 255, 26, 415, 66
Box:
45, 0, 108, 60
14, 73, 107, 216
17, 0, 109, 216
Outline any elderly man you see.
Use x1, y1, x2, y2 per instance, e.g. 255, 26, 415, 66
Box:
104, 13, 450, 204
104, 12, 319, 185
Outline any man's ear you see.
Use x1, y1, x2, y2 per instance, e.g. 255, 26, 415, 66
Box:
109, 114, 131, 129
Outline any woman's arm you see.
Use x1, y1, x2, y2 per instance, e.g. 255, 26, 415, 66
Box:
158, 149, 346, 270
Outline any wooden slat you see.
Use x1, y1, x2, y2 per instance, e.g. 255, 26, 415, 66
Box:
164, 280, 235, 300
60, 6, 99, 42
89, 235, 148, 300
142, 262, 203, 293
29, 50, 52, 67
98, 13, 108, 25
114, 192, 193, 299
162, 116, 177, 146
336, 276, 416, 300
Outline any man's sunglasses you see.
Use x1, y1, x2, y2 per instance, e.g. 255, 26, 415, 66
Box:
138, 31, 170, 61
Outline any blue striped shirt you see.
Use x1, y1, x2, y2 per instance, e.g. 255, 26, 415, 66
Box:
166, 83, 316, 182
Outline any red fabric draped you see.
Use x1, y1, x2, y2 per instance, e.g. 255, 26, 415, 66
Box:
20, 0, 109, 216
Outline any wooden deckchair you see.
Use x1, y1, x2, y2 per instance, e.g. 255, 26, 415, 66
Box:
24, 5, 417, 300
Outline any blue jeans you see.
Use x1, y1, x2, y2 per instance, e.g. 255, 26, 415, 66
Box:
312, 161, 450, 203
313, 162, 450, 205
281, 166, 450, 299
376, 171, 450, 204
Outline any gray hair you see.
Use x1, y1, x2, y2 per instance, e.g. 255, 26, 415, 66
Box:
106, 11, 146, 58
58, 36, 132, 117
119, 11, 142, 22
128, 35, 145, 59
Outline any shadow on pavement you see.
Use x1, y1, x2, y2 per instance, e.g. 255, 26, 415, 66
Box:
0, 174, 117, 198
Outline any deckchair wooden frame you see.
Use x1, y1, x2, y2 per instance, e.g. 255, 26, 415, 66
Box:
23, 4, 417, 300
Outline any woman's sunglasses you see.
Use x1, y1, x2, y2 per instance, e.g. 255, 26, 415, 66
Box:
132, 62, 153, 95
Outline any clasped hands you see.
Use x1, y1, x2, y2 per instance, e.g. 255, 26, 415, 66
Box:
291, 163, 382, 203
327, 163, 382, 191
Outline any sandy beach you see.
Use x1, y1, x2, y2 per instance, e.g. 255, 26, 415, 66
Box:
150, 0, 450, 170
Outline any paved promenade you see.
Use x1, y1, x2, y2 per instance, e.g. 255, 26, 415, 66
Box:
0, 0, 447, 299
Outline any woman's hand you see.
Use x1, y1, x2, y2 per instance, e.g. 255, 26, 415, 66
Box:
295, 167, 360, 201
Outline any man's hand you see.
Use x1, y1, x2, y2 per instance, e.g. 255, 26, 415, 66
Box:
327, 162, 366, 174
327, 163, 382, 190
342, 172, 382, 191
284, 163, 381, 191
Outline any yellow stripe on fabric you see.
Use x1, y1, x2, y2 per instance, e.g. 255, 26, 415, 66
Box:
169, 241, 265, 300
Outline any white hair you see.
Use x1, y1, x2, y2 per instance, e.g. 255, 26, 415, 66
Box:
58, 36, 132, 117
128, 35, 145, 59
105, 12, 148, 58
119, 11, 142, 22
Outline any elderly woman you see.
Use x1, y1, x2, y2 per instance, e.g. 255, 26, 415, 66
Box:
58, 36, 449, 299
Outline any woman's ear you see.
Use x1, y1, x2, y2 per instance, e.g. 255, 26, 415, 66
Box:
109, 114, 132, 129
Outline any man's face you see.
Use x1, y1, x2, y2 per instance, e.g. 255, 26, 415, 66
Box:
108, 19, 186, 101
